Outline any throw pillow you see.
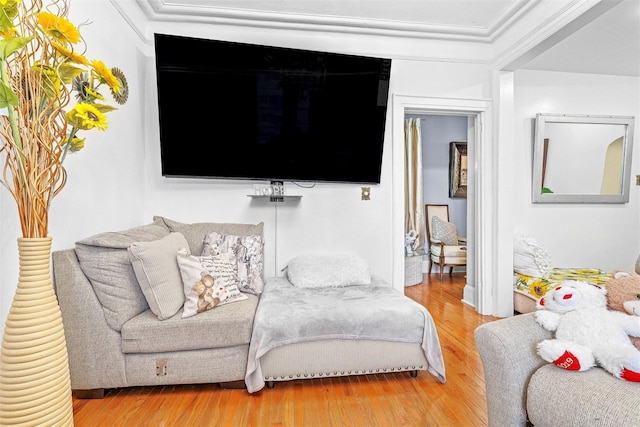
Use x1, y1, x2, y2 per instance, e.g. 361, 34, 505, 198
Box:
285, 252, 372, 289
202, 232, 265, 295
128, 232, 189, 320
176, 248, 248, 318
513, 233, 552, 278
431, 216, 458, 245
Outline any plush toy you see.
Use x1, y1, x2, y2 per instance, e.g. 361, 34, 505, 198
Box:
193, 273, 229, 313
405, 230, 418, 256
605, 272, 640, 351
535, 280, 640, 381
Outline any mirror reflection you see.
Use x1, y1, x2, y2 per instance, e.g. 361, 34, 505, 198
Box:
533, 114, 635, 204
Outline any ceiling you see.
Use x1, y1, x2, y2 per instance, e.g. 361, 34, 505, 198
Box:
122, 0, 639, 76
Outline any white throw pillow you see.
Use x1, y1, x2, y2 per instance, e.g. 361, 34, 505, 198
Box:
513, 233, 552, 278
128, 232, 188, 320
176, 248, 248, 318
202, 232, 264, 295
285, 252, 372, 288
431, 216, 458, 245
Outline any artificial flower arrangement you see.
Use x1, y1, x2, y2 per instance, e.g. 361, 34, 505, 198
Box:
0, 0, 129, 238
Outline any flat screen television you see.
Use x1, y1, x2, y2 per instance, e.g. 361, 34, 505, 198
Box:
154, 33, 392, 184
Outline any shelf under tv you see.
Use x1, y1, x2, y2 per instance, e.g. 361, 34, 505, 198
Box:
247, 195, 302, 203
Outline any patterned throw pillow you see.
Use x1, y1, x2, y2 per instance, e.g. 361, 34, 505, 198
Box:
431, 216, 458, 245
176, 248, 248, 318
202, 232, 264, 295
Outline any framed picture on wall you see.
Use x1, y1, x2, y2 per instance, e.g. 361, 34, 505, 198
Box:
449, 142, 467, 198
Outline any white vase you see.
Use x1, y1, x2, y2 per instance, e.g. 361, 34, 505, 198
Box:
0, 237, 74, 426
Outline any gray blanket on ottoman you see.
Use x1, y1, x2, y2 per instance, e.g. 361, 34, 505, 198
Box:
245, 276, 446, 392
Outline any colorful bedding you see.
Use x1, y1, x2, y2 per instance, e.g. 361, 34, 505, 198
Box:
514, 268, 612, 300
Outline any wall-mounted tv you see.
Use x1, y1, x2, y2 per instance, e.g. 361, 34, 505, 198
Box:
154, 34, 392, 184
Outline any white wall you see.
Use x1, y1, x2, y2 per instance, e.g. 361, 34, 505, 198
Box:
513, 69, 640, 271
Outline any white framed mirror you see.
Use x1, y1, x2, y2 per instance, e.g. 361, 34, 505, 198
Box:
532, 113, 635, 203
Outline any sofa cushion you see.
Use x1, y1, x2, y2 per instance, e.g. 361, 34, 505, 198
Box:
120, 295, 259, 353
75, 220, 171, 331
527, 365, 640, 427
128, 232, 189, 320
153, 216, 264, 255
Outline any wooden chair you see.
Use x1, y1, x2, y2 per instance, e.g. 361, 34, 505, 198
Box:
424, 204, 467, 282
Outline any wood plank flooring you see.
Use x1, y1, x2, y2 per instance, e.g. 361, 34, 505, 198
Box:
72, 272, 500, 426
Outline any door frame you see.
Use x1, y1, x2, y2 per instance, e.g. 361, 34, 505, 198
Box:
392, 94, 495, 314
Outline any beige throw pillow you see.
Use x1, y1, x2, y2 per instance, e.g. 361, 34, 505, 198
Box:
128, 232, 188, 320
176, 248, 248, 318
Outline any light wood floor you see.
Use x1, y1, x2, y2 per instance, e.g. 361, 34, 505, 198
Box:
72, 272, 500, 426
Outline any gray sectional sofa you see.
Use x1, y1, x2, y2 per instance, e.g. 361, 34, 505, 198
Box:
52, 217, 263, 398
475, 312, 640, 427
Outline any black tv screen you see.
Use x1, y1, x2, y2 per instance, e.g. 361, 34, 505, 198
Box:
154, 34, 391, 184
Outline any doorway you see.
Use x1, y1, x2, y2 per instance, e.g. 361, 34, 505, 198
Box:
406, 114, 468, 275
392, 95, 493, 313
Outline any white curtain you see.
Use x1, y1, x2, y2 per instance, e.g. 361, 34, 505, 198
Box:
404, 118, 425, 250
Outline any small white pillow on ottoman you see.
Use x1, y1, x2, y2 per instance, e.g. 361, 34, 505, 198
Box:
285, 252, 372, 288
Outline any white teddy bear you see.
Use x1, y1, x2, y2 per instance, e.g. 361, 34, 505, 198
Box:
535, 280, 640, 381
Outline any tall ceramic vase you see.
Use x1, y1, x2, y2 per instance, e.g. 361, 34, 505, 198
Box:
0, 237, 74, 426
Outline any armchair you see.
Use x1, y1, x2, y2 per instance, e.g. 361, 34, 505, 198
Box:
425, 204, 467, 282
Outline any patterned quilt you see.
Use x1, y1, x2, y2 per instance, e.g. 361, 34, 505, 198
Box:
514, 268, 612, 300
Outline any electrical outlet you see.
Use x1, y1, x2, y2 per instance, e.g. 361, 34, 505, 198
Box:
361, 187, 370, 200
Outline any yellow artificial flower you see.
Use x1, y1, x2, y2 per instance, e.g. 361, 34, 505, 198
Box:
0, 28, 17, 39
91, 59, 120, 92
110, 67, 129, 105
528, 279, 551, 299
51, 41, 88, 65
66, 103, 108, 130
37, 11, 80, 44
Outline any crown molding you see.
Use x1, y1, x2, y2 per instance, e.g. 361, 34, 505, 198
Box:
112, 0, 535, 44
495, 0, 623, 71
